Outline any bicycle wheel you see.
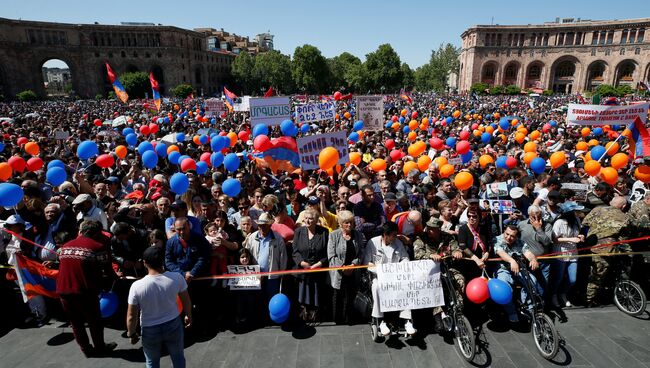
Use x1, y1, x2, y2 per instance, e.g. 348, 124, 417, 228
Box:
454, 314, 475, 361
370, 323, 383, 343
532, 313, 559, 360
614, 280, 647, 317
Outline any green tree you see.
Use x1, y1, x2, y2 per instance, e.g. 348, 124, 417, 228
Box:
346, 63, 368, 93
292, 45, 330, 94
489, 85, 506, 95
414, 43, 460, 92
328, 52, 362, 92
505, 85, 521, 95
594, 84, 619, 97
364, 44, 403, 92
172, 84, 194, 98
401, 63, 415, 89
119, 71, 149, 98
469, 82, 490, 95
254, 51, 294, 94
231, 52, 258, 94
616, 84, 634, 96
542, 89, 554, 96
95, 93, 103, 101
17, 90, 38, 101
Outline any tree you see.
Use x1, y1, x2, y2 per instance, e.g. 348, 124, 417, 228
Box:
414, 43, 460, 93
17, 90, 38, 101
231, 52, 257, 94
469, 82, 490, 95
401, 63, 415, 89
254, 51, 294, 94
120, 71, 149, 98
505, 85, 521, 95
95, 93, 103, 101
328, 52, 362, 92
172, 84, 194, 98
364, 44, 403, 93
489, 85, 506, 95
616, 84, 634, 96
346, 63, 368, 93
594, 84, 619, 97
292, 45, 330, 94
542, 89, 554, 96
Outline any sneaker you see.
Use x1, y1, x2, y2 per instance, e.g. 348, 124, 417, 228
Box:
404, 320, 417, 335
379, 321, 390, 336
559, 294, 572, 307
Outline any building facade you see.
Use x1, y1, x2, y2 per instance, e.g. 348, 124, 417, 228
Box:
0, 18, 268, 99
459, 18, 650, 93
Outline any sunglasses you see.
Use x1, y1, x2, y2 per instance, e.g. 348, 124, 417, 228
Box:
467, 214, 478, 218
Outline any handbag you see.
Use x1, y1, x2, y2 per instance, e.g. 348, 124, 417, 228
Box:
353, 290, 372, 319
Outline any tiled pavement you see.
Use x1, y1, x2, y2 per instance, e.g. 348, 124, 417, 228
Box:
0, 306, 648, 368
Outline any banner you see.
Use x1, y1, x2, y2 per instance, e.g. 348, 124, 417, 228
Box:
566, 103, 649, 125
226, 265, 261, 290
234, 96, 250, 112
296, 131, 349, 170
486, 182, 508, 198
204, 98, 225, 117
295, 102, 335, 124
561, 183, 589, 202
357, 96, 384, 131
376, 260, 443, 312
250, 96, 291, 126
480, 199, 515, 214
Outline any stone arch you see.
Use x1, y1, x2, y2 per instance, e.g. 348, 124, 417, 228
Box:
614, 59, 638, 86
645, 63, 650, 83
194, 66, 203, 85
524, 61, 545, 89
480, 61, 499, 86
39, 57, 75, 97
550, 56, 581, 94
585, 60, 608, 91
502, 61, 521, 87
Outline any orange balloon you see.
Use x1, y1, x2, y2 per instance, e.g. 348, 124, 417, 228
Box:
524, 142, 537, 153
550, 151, 566, 169
584, 160, 601, 176
24, 142, 39, 155
0, 162, 12, 181
407, 131, 417, 141
472, 114, 479, 120
408, 141, 425, 157
349, 152, 361, 166
369, 158, 387, 172
227, 132, 238, 147
581, 127, 591, 137
403, 161, 419, 176
167, 145, 180, 155
485, 125, 494, 134
511, 119, 519, 126
357, 131, 364, 140
193, 135, 201, 145
318, 147, 339, 170
335, 113, 340, 120
344, 112, 351, 119
473, 129, 482, 137
421, 117, 429, 126
434, 157, 448, 167
115, 145, 127, 159
439, 164, 455, 178
465, 114, 471, 120
515, 132, 526, 144
576, 141, 588, 151
635, 165, 650, 183
600, 167, 618, 185
493, 112, 500, 119
417, 155, 432, 171
479, 155, 494, 168
529, 131, 541, 141
454, 172, 474, 191
584, 151, 592, 161
409, 120, 418, 131
400, 109, 408, 117
438, 104, 445, 110
523, 152, 538, 166
517, 127, 528, 135
392, 123, 400, 131
452, 110, 461, 119
610, 153, 629, 170
478, 125, 485, 132
499, 134, 507, 143
588, 139, 599, 146
605, 142, 619, 155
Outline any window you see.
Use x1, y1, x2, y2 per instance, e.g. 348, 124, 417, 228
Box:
483, 65, 495, 79
558, 33, 564, 46
620, 48, 625, 55
496, 34, 502, 46
121, 50, 126, 58
606, 31, 614, 44
505, 65, 518, 79
543, 33, 549, 46
529, 65, 541, 79
567, 32, 574, 45
94, 52, 100, 57
605, 49, 611, 56
629, 29, 637, 43
621, 29, 628, 44
556, 61, 575, 78
637, 28, 645, 43
635, 48, 641, 55
599, 31, 606, 45
619, 63, 635, 80
592, 31, 598, 45
591, 49, 596, 56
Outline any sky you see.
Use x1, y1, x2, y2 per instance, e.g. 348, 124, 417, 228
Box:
9, 0, 648, 69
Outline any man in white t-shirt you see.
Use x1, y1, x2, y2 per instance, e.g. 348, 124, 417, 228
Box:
127, 247, 192, 368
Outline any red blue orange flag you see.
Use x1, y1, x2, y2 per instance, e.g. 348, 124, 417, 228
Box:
149, 72, 161, 111
105, 62, 129, 103
11, 253, 58, 302
400, 88, 412, 104
625, 116, 650, 159
223, 87, 237, 112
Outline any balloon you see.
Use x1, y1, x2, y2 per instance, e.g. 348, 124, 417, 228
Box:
407, 131, 417, 141
506, 157, 517, 169
24, 142, 39, 155
454, 172, 474, 191
333, 91, 342, 100
348, 132, 359, 143
95, 154, 115, 169
350, 152, 362, 166
137, 141, 154, 155
238, 130, 250, 142
268, 293, 290, 318
167, 151, 181, 165
227, 132, 238, 147
576, 141, 588, 151
403, 161, 418, 176
142, 151, 159, 169
515, 132, 526, 144
584, 160, 601, 176
0, 143, 4, 153
430, 138, 444, 150
192, 135, 201, 145
408, 120, 418, 131
0, 163, 12, 180
8, 156, 26, 173
390, 149, 403, 162
170, 173, 189, 194
593, 127, 603, 136
180, 158, 196, 172
417, 155, 432, 171
459, 130, 470, 141
167, 145, 180, 155
461, 151, 473, 164
252, 124, 268, 137
195, 161, 208, 175
154, 142, 168, 157
222, 178, 242, 197
199, 134, 209, 145
499, 118, 510, 131
46, 166, 67, 186
385, 139, 395, 150
113, 145, 127, 159
581, 127, 591, 137
610, 153, 629, 170
99, 291, 119, 318
93, 118, 102, 127
408, 141, 426, 157
496, 156, 508, 169
590, 145, 606, 161
402, 126, 410, 134
479, 155, 494, 168
439, 164, 455, 178
281, 119, 298, 136
300, 124, 310, 133
47, 160, 65, 170
77, 141, 99, 159
176, 133, 186, 143
353, 120, 364, 131
224, 153, 240, 172
434, 157, 448, 167
530, 157, 546, 174
149, 123, 159, 134
411, 111, 419, 119
445, 137, 457, 148
523, 152, 538, 166
524, 142, 537, 153
600, 167, 618, 185
550, 151, 566, 169
318, 147, 339, 171
466, 277, 490, 304
369, 159, 387, 172
635, 165, 650, 183
588, 139, 599, 146
126, 133, 138, 147
481, 132, 491, 144
488, 278, 513, 305
122, 127, 135, 136
210, 136, 225, 152
605, 142, 619, 155
456, 141, 470, 155
211, 152, 224, 167
400, 109, 408, 117
17, 137, 28, 146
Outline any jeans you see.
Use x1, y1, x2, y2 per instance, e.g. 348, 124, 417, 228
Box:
141, 316, 185, 368
495, 267, 542, 322
550, 261, 577, 296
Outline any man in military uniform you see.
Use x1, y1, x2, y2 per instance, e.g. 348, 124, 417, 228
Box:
581, 196, 632, 306
413, 217, 463, 333
628, 192, 650, 233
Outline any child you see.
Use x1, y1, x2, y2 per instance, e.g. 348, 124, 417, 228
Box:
205, 223, 228, 276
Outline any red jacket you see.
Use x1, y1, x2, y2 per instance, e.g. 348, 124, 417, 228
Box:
56, 236, 113, 295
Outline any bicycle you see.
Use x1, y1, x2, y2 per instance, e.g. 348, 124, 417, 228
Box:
439, 257, 475, 361
610, 253, 647, 317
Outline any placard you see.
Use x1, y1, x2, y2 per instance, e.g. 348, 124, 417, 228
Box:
357, 96, 384, 131
486, 182, 508, 198
204, 98, 225, 117
566, 103, 649, 126
480, 199, 514, 214
234, 96, 250, 112
629, 181, 648, 204
295, 102, 335, 124
54, 130, 70, 140
296, 131, 349, 170
448, 157, 462, 166
250, 96, 291, 126
376, 260, 443, 312
561, 183, 589, 202
226, 265, 261, 290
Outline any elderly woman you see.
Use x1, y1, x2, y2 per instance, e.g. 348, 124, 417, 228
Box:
292, 208, 329, 322
327, 210, 366, 324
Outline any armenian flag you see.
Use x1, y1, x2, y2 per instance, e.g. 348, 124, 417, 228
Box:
149, 72, 161, 111
264, 86, 274, 98
624, 116, 650, 159
224, 87, 237, 112
400, 88, 412, 104
11, 253, 58, 302
253, 136, 300, 173
105, 62, 129, 103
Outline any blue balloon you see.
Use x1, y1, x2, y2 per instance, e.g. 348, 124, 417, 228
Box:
499, 118, 510, 131
195, 161, 208, 175
385, 121, 393, 129
210, 152, 224, 167
549, 120, 558, 127
253, 124, 269, 137
591, 145, 606, 161
353, 120, 364, 131
496, 156, 508, 169
280, 119, 297, 137
46, 167, 67, 186
77, 141, 98, 160
481, 132, 492, 144
446, 137, 456, 147
530, 157, 546, 174
177, 155, 190, 165
348, 132, 359, 143
168, 151, 181, 165
461, 151, 473, 164
163, 117, 170, 124
155, 142, 168, 157
170, 173, 189, 194
137, 141, 154, 155
444, 117, 453, 124
222, 178, 241, 197
47, 159, 65, 170
398, 117, 405, 123
268, 293, 290, 317
270, 309, 290, 324
210, 118, 217, 124
0, 143, 4, 153
0, 184, 23, 207
211, 136, 225, 151
125, 133, 138, 147
199, 134, 209, 145
593, 127, 603, 136
122, 127, 134, 136
99, 291, 119, 318
403, 126, 410, 134
300, 124, 310, 133
490, 123, 498, 131
141, 150, 158, 169
612, 124, 620, 131
223, 153, 240, 172
488, 278, 513, 305
176, 133, 186, 143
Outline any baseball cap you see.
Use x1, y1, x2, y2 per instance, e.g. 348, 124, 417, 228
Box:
548, 190, 562, 200
142, 246, 164, 267
257, 212, 274, 225
425, 217, 442, 229
104, 176, 120, 184
548, 177, 562, 187
307, 196, 320, 205
72, 193, 93, 205
5, 214, 26, 226
383, 192, 397, 202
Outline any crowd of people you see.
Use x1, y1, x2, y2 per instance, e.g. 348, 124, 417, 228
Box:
0, 91, 649, 366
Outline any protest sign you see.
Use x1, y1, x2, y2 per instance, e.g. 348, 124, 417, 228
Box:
448, 157, 462, 166
566, 103, 649, 126
480, 199, 514, 214
296, 131, 349, 170
562, 183, 589, 202
295, 102, 335, 124
486, 182, 509, 198
357, 96, 384, 131
54, 130, 69, 140
204, 98, 225, 117
250, 96, 291, 126
629, 181, 648, 204
376, 260, 443, 312
226, 265, 261, 290
234, 96, 250, 112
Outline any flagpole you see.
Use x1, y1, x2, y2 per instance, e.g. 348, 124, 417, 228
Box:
597, 131, 625, 164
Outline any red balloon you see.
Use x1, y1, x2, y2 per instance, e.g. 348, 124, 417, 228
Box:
152, 117, 158, 123
93, 119, 102, 127
113, 112, 119, 117
333, 91, 342, 101
466, 277, 490, 304
459, 130, 470, 141
430, 137, 444, 150
471, 123, 479, 130
456, 140, 471, 154
180, 158, 197, 172
238, 131, 250, 142
385, 139, 395, 150
139, 125, 151, 135
149, 123, 159, 134
219, 131, 228, 136
17, 137, 28, 146
8, 156, 26, 173
253, 135, 272, 152
506, 156, 518, 168
411, 111, 419, 119
391, 115, 398, 122
95, 154, 115, 168
542, 123, 551, 133
200, 152, 212, 166
26, 157, 44, 172
390, 149, 403, 162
